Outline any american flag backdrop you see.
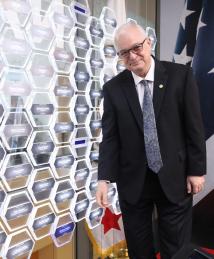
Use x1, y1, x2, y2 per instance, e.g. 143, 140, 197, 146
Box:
174, 0, 214, 250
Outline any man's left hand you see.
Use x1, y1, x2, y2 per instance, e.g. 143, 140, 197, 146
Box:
187, 175, 205, 194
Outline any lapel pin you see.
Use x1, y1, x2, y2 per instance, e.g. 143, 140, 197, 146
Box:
159, 84, 164, 89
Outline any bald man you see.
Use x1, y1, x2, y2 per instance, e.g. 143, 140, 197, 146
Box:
96, 22, 206, 259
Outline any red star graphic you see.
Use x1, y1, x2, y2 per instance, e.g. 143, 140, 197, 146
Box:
101, 207, 121, 234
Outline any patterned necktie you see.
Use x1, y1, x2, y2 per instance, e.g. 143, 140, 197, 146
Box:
141, 80, 163, 173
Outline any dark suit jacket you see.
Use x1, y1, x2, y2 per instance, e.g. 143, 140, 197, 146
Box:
98, 59, 206, 204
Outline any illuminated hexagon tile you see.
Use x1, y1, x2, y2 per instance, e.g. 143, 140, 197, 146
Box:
70, 159, 90, 190
70, 94, 90, 125
85, 48, 104, 78
2, 228, 34, 259
50, 3, 75, 39
1, 152, 33, 192
100, 37, 117, 64
27, 130, 55, 166
51, 212, 76, 247
116, 59, 126, 74
26, 92, 56, 128
70, 189, 90, 222
28, 203, 56, 240
0, 222, 7, 257
70, 61, 91, 92
85, 199, 104, 229
85, 80, 103, 109
50, 145, 75, 179
1, 111, 33, 151
0, 140, 6, 170
26, 53, 55, 90
85, 170, 97, 200
50, 178, 76, 214
31, 0, 53, 13
70, 127, 90, 158
85, 16, 104, 47
100, 7, 117, 36
85, 110, 102, 139
28, 167, 56, 204
25, 13, 55, 52
0, 182, 6, 211
0, 190, 33, 232
70, 0, 90, 26
86, 140, 100, 170
100, 65, 117, 86
1, 0, 31, 27
70, 27, 90, 59
51, 75, 75, 108
50, 111, 75, 144
0, 53, 6, 77
0, 68, 32, 109
0, 27, 31, 68
50, 38, 75, 74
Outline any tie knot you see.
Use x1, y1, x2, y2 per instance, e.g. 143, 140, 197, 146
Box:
140, 80, 149, 87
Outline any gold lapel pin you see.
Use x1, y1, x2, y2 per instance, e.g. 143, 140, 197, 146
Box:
159, 84, 164, 89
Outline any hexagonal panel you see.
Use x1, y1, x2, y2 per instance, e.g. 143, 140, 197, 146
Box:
0, 140, 6, 169
50, 3, 75, 39
28, 167, 56, 204
28, 203, 56, 240
25, 13, 55, 52
50, 111, 75, 144
2, 228, 34, 259
50, 179, 76, 214
1, 112, 33, 151
86, 16, 104, 47
0, 9, 5, 33
100, 66, 116, 86
27, 130, 55, 166
27, 53, 55, 90
31, 0, 53, 12
0, 53, 5, 77
86, 141, 100, 170
86, 80, 103, 109
85, 110, 102, 139
85, 170, 97, 200
1, 68, 32, 109
0, 222, 7, 256
116, 59, 126, 74
51, 212, 76, 247
0, 182, 6, 212
85, 200, 104, 229
70, 94, 90, 124
50, 145, 75, 179
26, 92, 55, 128
71, 61, 91, 92
1, 0, 31, 27
1, 190, 33, 232
100, 7, 117, 36
71, 27, 90, 59
70, 190, 89, 222
1, 152, 33, 192
50, 38, 75, 74
71, 127, 90, 158
52, 75, 75, 108
85, 48, 104, 78
71, 159, 90, 190
101, 37, 117, 64
0, 27, 31, 68
70, 0, 90, 26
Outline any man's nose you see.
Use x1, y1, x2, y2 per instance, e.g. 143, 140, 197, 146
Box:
128, 50, 138, 59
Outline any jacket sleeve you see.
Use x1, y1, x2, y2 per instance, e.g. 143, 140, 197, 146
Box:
98, 84, 120, 182
184, 67, 206, 175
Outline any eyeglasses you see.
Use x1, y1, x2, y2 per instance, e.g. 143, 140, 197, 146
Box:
117, 38, 147, 59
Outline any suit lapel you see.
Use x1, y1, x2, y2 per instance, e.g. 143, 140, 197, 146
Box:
122, 70, 144, 134
153, 60, 168, 120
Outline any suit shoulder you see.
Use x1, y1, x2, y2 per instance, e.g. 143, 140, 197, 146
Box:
160, 60, 190, 73
103, 69, 130, 91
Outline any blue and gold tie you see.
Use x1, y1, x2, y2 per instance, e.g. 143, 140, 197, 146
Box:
142, 80, 163, 173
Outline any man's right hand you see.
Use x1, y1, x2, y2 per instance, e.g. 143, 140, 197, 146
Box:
96, 181, 109, 208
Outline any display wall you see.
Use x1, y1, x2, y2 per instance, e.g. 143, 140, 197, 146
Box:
0, 1, 123, 258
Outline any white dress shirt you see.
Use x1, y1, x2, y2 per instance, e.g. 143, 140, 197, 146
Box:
131, 57, 155, 109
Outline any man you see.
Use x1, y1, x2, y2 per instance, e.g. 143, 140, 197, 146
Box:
96, 22, 206, 259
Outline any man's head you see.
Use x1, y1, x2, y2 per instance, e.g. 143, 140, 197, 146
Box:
114, 22, 152, 77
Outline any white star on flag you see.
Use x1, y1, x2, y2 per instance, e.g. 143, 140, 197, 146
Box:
173, 45, 192, 64
180, 1, 195, 30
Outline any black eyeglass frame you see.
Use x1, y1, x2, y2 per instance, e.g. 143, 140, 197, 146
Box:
117, 38, 147, 59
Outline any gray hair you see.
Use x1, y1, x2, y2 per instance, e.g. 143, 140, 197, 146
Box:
114, 21, 146, 50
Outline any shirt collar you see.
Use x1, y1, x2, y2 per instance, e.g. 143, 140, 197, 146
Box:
131, 57, 155, 86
